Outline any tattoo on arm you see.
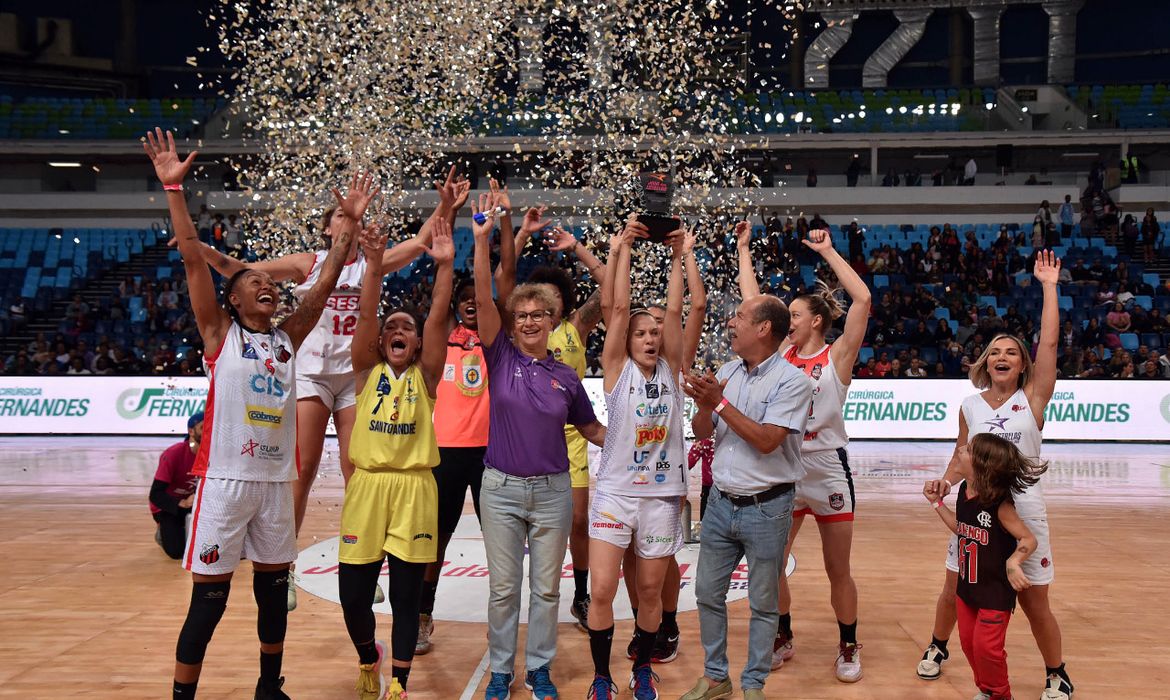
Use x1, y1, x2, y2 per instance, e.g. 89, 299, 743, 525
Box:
577, 292, 603, 328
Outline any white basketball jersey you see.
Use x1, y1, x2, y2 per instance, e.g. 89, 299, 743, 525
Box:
784, 344, 849, 452
292, 250, 367, 377
961, 388, 1046, 518
596, 357, 687, 497
193, 321, 298, 482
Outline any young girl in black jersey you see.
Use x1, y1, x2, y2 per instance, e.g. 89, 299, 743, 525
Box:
923, 434, 1047, 700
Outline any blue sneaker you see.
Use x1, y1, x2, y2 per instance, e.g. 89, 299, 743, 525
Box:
629, 664, 659, 700
587, 675, 618, 699
484, 672, 513, 700
524, 665, 558, 700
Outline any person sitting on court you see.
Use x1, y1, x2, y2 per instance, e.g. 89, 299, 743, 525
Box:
149, 412, 204, 559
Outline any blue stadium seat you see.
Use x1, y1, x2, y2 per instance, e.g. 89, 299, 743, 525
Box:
1119, 333, 1139, 352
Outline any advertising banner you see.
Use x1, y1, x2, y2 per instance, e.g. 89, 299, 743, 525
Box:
1, 376, 1166, 440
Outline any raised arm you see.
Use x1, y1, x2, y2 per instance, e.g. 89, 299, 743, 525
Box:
490, 179, 518, 301
734, 220, 760, 300
923, 485, 959, 534
496, 200, 547, 306
351, 225, 389, 377
143, 128, 230, 356
545, 228, 606, 337
420, 219, 455, 398
279, 174, 372, 349
380, 165, 465, 272
472, 194, 503, 347
681, 230, 707, 369
804, 229, 873, 383
601, 227, 634, 391
1027, 249, 1061, 421
663, 229, 686, 374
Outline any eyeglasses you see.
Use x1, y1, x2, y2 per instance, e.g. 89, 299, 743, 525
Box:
513, 310, 551, 323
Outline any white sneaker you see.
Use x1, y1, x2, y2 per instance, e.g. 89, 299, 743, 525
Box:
971, 693, 991, 700
415, 613, 434, 655
373, 582, 386, 605
835, 642, 862, 683
770, 634, 794, 670
917, 643, 948, 680
1041, 673, 1074, 699
286, 572, 298, 612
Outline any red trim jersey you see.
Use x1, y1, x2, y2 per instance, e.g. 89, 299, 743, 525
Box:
784, 343, 849, 451
193, 321, 299, 482
292, 250, 366, 377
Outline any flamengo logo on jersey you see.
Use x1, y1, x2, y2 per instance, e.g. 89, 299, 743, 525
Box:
977, 511, 992, 528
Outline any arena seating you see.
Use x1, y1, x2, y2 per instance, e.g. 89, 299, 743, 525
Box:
1067, 83, 1170, 129
0, 97, 223, 139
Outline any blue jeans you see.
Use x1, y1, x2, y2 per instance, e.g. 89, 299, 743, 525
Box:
480, 467, 572, 674
695, 486, 794, 690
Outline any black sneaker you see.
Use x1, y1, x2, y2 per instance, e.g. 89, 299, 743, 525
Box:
255, 676, 292, 700
1041, 673, 1074, 699
651, 626, 679, 663
916, 643, 948, 680
571, 595, 590, 632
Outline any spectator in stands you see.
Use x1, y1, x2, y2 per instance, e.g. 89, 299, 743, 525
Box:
65, 293, 89, 318
810, 212, 827, 231
196, 205, 211, 244
882, 167, 900, 187
857, 358, 877, 377
225, 214, 243, 254
1140, 359, 1161, 378
1037, 200, 1053, 231
1031, 217, 1045, 249
1105, 302, 1132, 336
1142, 208, 1161, 263
806, 167, 818, 188
1059, 195, 1075, 240
905, 358, 927, 377
846, 156, 861, 187
888, 358, 903, 378
1107, 350, 1133, 378
1121, 214, 1140, 257
1093, 281, 1116, 307
211, 213, 226, 251
150, 412, 203, 559
847, 221, 865, 261
874, 352, 892, 377
962, 157, 976, 186
66, 356, 91, 375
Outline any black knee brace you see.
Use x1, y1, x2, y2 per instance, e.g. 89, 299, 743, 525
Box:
176, 580, 230, 665
253, 568, 290, 645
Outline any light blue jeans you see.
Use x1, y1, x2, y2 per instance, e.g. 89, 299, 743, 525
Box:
695, 486, 794, 690
480, 467, 572, 674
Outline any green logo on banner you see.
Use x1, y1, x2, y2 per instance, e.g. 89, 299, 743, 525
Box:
117, 387, 206, 420
1160, 394, 1170, 425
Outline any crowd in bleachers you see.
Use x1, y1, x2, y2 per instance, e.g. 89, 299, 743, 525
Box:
2, 205, 1168, 379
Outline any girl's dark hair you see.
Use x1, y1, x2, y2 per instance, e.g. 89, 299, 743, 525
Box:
453, 278, 476, 311
526, 265, 577, 315
968, 433, 1048, 508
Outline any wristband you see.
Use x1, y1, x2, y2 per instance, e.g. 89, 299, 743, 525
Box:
714, 398, 730, 415
163, 183, 183, 192
932, 500, 942, 509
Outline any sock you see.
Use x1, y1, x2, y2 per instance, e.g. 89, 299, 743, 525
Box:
573, 568, 589, 602
1046, 663, 1071, 685
356, 639, 379, 666
838, 620, 858, 645
777, 613, 793, 638
419, 580, 439, 615
392, 666, 411, 688
588, 625, 614, 678
633, 625, 657, 668
259, 651, 282, 682
661, 609, 678, 634
173, 680, 198, 699
931, 636, 949, 657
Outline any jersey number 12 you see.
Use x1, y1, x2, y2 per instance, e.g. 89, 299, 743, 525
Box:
332, 315, 357, 336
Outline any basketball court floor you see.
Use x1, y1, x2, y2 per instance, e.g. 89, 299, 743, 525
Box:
0, 436, 1164, 698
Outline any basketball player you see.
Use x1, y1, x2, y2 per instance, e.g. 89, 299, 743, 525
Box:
190, 168, 468, 609
418, 185, 538, 655
503, 223, 607, 629
144, 127, 360, 700
585, 220, 686, 700
738, 225, 872, 682
918, 250, 1074, 700
339, 220, 453, 700
619, 226, 707, 665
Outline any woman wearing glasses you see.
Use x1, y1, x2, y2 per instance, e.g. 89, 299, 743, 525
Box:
469, 194, 607, 700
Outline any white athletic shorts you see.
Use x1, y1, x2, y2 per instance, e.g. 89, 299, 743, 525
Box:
183, 477, 297, 575
946, 516, 1054, 585
589, 491, 684, 559
296, 371, 357, 411
793, 448, 855, 523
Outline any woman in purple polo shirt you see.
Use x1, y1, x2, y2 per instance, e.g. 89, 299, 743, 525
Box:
470, 194, 607, 700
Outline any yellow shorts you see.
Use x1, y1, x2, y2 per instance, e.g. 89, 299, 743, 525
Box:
338, 468, 438, 565
566, 428, 590, 488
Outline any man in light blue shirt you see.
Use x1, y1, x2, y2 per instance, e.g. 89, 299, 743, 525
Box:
680, 294, 813, 700
1059, 194, 1076, 241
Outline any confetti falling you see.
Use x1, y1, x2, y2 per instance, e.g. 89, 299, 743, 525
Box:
209, 0, 817, 359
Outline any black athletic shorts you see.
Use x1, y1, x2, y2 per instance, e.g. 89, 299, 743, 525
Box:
433, 446, 486, 535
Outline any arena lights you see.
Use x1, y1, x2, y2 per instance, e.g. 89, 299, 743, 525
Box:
985, 102, 995, 110
47, 162, 82, 168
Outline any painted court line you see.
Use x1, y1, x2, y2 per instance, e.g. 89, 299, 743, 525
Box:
459, 649, 491, 700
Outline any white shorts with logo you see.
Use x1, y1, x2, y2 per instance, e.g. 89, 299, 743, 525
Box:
183, 477, 297, 575
589, 491, 683, 559
793, 448, 855, 523
946, 516, 1054, 585
296, 371, 357, 411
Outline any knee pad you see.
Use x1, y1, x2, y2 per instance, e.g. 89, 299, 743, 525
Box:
176, 581, 231, 665
253, 568, 290, 645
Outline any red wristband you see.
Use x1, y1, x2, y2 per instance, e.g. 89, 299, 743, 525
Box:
714, 398, 730, 415
163, 183, 183, 192
932, 500, 942, 509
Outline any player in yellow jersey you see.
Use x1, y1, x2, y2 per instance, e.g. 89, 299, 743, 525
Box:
338, 219, 454, 700
503, 222, 607, 630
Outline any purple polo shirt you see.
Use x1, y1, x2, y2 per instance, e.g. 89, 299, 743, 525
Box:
484, 329, 597, 476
